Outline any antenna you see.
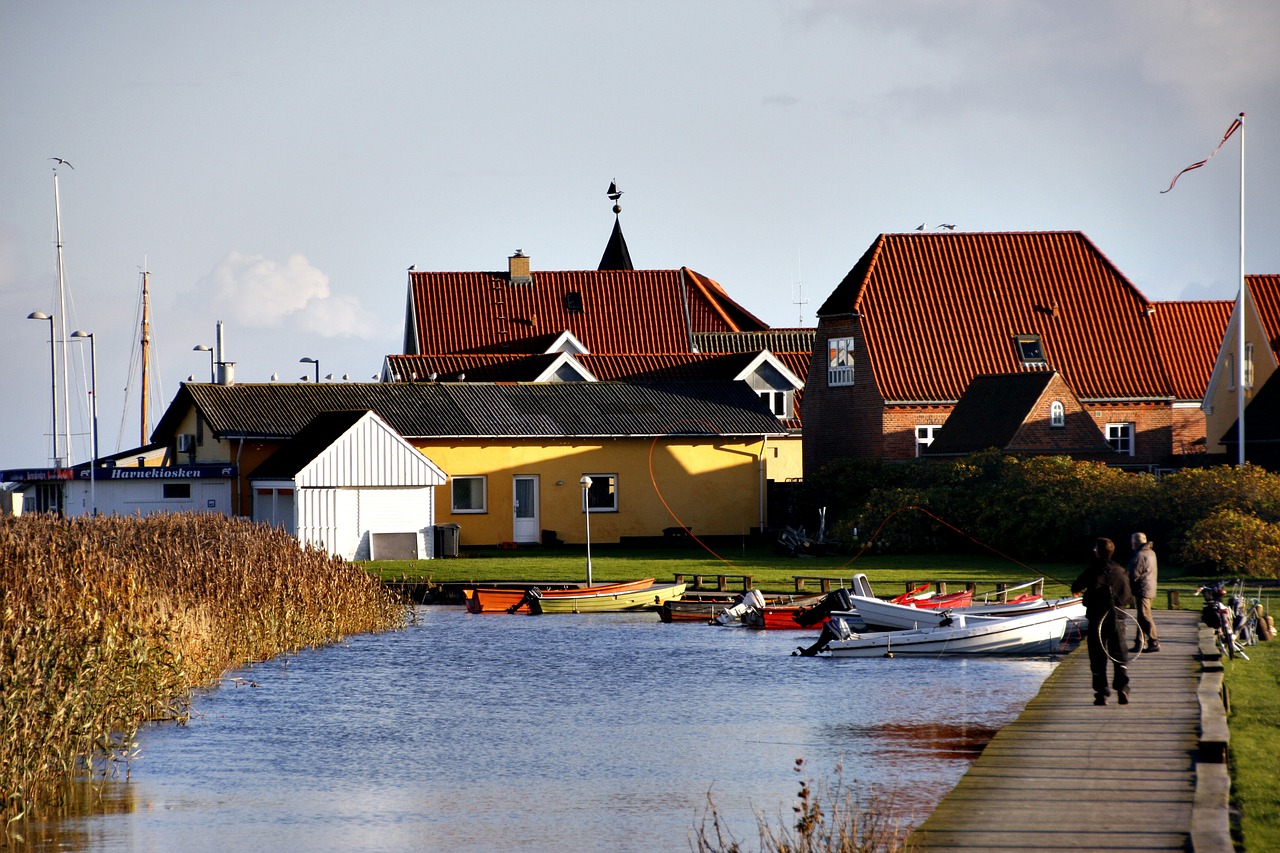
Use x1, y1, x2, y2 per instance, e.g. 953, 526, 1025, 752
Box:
792, 253, 809, 326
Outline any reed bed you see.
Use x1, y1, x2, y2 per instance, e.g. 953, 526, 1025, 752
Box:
1, 512, 408, 825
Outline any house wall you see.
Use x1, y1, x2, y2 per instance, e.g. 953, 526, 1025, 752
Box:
763, 434, 804, 482
804, 318, 886, 474
420, 436, 769, 546
1084, 403, 1172, 467
1171, 403, 1209, 458
62, 478, 233, 518
297, 485, 434, 560
883, 405, 954, 458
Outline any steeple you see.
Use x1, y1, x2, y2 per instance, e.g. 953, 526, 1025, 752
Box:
598, 180, 634, 271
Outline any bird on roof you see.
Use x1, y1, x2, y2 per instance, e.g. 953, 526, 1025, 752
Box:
939, 224, 957, 230
49, 157, 74, 169
429, 371, 439, 381
607, 180, 623, 201
271, 372, 279, 381
915, 223, 926, 231
407, 264, 415, 271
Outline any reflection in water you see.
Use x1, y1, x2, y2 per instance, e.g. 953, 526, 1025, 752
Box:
16, 608, 1058, 852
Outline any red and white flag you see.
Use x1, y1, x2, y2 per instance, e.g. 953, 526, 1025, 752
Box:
1161, 115, 1243, 193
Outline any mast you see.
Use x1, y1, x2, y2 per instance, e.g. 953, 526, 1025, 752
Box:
53, 171, 72, 465
140, 268, 151, 445
1236, 113, 1247, 467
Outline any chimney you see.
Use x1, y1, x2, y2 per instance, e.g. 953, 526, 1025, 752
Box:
508, 249, 532, 285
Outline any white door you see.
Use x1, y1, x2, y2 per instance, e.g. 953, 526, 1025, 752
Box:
512, 475, 540, 543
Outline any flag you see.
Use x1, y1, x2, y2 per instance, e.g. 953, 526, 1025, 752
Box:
1161, 116, 1243, 193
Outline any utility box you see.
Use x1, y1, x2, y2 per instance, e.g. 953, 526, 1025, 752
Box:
435, 523, 460, 558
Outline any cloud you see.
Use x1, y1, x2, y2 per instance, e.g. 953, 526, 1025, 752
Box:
205, 251, 375, 337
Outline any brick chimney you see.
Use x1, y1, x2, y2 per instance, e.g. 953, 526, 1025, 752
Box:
508, 249, 532, 285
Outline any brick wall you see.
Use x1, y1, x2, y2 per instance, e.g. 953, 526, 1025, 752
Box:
804, 318, 886, 473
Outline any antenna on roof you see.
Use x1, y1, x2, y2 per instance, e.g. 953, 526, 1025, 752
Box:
793, 252, 809, 326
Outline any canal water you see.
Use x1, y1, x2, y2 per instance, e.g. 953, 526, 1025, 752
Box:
25, 607, 1058, 852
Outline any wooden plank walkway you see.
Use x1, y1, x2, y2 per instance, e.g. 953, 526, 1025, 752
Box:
915, 610, 1231, 851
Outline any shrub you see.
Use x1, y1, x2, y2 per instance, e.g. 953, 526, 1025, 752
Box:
1177, 509, 1280, 578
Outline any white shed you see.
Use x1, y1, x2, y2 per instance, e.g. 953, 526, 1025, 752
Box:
248, 410, 446, 560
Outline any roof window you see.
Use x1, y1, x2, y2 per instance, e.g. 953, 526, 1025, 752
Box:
564, 291, 584, 314
1014, 334, 1047, 367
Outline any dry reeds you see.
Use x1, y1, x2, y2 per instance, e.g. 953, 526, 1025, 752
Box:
1, 512, 407, 825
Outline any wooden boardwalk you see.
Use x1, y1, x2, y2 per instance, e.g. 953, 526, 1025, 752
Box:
915, 610, 1232, 851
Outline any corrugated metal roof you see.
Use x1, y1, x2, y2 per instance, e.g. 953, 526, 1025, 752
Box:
406, 267, 767, 355
161, 381, 788, 442
694, 329, 816, 354
818, 232, 1175, 402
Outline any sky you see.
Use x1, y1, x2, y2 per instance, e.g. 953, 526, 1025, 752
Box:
2, 1, 1278, 470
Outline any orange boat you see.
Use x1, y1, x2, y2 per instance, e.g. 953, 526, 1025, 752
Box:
465, 578, 657, 613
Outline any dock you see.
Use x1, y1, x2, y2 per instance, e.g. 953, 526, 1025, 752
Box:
915, 610, 1232, 852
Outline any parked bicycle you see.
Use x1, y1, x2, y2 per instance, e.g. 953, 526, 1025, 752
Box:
1197, 581, 1251, 661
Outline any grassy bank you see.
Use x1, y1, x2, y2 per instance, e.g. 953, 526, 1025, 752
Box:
1225, 640, 1280, 851
1, 513, 409, 826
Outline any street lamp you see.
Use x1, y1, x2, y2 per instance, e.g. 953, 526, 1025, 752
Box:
70, 330, 98, 516
580, 475, 594, 586
27, 311, 59, 465
193, 344, 215, 382
300, 356, 319, 383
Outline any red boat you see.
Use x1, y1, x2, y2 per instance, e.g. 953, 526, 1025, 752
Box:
890, 587, 975, 610
465, 578, 656, 613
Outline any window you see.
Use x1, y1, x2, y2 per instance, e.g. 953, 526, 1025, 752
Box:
163, 483, 191, 499
1228, 346, 1256, 391
451, 476, 487, 513
582, 474, 618, 512
758, 389, 791, 418
564, 291, 584, 314
1106, 423, 1134, 456
1049, 401, 1065, 428
828, 337, 855, 386
1245, 342, 1255, 389
1014, 334, 1047, 366
916, 425, 942, 456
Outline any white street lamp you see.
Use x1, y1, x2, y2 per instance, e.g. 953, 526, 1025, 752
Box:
193, 344, 215, 382
70, 330, 98, 515
580, 475, 594, 586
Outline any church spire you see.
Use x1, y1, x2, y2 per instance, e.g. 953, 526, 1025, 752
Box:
598, 179, 633, 271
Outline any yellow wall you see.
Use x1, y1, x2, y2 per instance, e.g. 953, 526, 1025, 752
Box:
1204, 305, 1277, 455
419, 437, 771, 546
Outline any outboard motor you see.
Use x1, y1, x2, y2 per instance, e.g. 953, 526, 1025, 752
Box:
794, 587, 855, 627
713, 588, 766, 626
793, 616, 854, 657
508, 587, 543, 614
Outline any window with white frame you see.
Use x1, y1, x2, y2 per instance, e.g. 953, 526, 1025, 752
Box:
1014, 334, 1048, 367
916, 425, 942, 456
759, 389, 791, 418
1049, 401, 1065, 428
583, 474, 618, 512
1105, 423, 1134, 456
828, 337, 855, 386
1245, 342, 1255, 389
451, 476, 487, 512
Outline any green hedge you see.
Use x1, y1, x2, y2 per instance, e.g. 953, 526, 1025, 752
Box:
805, 451, 1280, 576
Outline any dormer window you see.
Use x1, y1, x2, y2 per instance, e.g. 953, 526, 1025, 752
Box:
1014, 334, 1047, 367
564, 291, 584, 314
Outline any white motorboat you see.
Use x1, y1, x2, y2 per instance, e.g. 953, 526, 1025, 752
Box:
796, 602, 1086, 657
832, 573, 1082, 631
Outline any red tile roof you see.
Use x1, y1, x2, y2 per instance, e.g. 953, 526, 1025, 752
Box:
1149, 300, 1232, 400
405, 267, 767, 356
1248, 274, 1280, 351
817, 232, 1176, 402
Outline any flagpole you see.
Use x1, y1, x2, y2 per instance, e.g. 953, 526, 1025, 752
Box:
1237, 112, 1246, 467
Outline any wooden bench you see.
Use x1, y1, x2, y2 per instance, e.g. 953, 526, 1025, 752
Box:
674, 572, 754, 592
792, 575, 843, 593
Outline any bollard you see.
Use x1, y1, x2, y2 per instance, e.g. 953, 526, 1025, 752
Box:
1168, 589, 1181, 610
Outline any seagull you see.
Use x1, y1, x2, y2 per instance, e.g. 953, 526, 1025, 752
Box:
457, 372, 465, 382
429, 371, 438, 381
607, 180, 623, 201
939, 224, 957, 230
915, 223, 926, 231
271, 372, 279, 381
49, 157, 74, 169
407, 264, 415, 271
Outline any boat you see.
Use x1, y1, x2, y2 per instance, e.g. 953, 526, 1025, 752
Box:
795, 603, 1086, 657
891, 587, 974, 609
753, 588, 857, 630
843, 590, 1084, 632
465, 578, 656, 614
712, 589, 767, 626
520, 582, 687, 614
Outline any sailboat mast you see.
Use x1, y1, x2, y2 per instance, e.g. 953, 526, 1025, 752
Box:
53, 171, 72, 465
140, 269, 151, 445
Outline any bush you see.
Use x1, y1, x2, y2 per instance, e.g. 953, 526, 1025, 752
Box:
1177, 509, 1280, 578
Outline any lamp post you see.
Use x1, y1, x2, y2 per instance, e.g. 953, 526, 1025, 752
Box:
27, 311, 59, 465
193, 344, 215, 382
70, 330, 97, 516
580, 475, 594, 586
300, 356, 320, 383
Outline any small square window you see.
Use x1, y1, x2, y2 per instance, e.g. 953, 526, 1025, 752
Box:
1106, 423, 1134, 456
163, 483, 191, 499
916, 425, 942, 456
452, 476, 487, 513
583, 474, 618, 512
758, 390, 790, 418
1014, 334, 1047, 366
564, 292, 584, 314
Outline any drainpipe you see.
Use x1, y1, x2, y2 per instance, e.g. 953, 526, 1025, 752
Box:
758, 436, 769, 532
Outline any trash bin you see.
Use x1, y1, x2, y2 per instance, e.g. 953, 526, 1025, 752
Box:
435, 523, 460, 558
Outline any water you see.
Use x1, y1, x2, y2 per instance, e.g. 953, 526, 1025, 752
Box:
24, 607, 1057, 852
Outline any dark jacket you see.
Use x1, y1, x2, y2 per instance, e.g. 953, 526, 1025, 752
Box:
1128, 542, 1158, 600
1072, 558, 1133, 617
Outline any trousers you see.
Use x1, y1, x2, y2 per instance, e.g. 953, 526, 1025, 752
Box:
1087, 608, 1130, 700
1134, 597, 1159, 645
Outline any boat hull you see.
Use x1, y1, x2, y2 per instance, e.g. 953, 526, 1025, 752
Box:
530, 583, 687, 614
825, 605, 1085, 657
842, 594, 1083, 631
466, 579, 656, 613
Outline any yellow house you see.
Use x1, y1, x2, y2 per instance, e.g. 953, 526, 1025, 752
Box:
151, 379, 789, 547
1202, 276, 1280, 457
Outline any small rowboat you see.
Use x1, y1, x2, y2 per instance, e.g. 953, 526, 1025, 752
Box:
522, 582, 687, 614
891, 587, 975, 609
465, 578, 656, 614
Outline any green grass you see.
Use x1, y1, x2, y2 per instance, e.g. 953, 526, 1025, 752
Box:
1226, 638, 1280, 851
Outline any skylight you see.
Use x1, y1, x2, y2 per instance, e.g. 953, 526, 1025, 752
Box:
1014, 334, 1047, 366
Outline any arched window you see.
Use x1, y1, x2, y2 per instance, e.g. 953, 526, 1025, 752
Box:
1049, 401, 1065, 428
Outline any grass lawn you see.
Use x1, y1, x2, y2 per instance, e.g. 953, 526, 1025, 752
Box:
1225, 637, 1280, 852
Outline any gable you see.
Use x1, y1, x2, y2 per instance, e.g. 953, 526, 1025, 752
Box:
817, 232, 1174, 402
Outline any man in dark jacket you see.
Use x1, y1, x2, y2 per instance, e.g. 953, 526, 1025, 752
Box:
1072, 538, 1134, 705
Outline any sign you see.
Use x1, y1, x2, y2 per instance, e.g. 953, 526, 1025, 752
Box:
2, 465, 238, 483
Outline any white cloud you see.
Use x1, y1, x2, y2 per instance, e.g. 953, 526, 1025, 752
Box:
205, 251, 375, 338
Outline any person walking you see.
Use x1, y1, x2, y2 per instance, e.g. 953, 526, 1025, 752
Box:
1072, 538, 1134, 705
1128, 532, 1160, 652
